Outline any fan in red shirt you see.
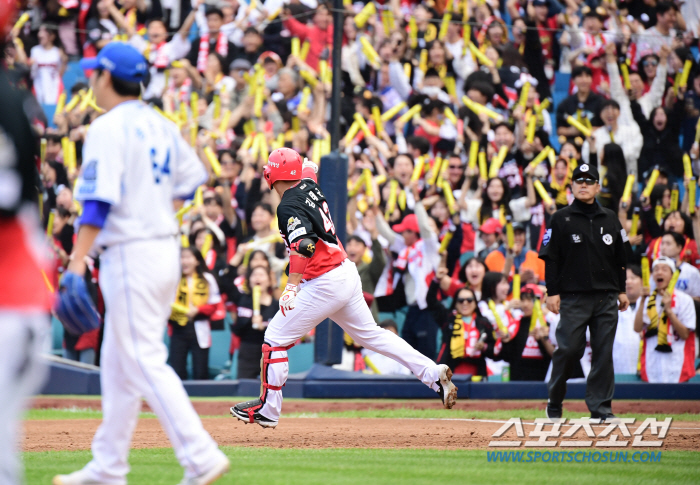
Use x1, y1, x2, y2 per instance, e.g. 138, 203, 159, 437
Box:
531, 0, 560, 63
282, 2, 333, 70
413, 98, 444, 151
646, 212, 700, 269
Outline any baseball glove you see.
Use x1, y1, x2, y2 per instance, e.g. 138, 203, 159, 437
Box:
54, 271, 101, 336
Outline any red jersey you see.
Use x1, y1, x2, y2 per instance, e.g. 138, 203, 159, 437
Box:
0, 217, 53, 310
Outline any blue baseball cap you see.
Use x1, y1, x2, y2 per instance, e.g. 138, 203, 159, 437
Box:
79, 42, 148, 83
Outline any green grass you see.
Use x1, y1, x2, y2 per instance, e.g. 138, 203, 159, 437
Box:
24, 448, 700, 485
26, 408, 157, 420
26, 407, 700, 423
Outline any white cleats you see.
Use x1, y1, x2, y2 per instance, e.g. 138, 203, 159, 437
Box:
436, 364, 458, 409
177, 456, 230, 485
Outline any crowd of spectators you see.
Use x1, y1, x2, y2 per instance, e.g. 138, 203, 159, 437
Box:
7, 0, 700, 384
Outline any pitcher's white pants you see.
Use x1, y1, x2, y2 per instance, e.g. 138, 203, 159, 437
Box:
259, 259, 442, 421
0, 312, 48, 485
82, 238, 225, 484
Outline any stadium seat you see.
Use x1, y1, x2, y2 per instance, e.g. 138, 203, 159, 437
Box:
552, 91, 568, 107
288, 342, 315, 374
614, 374, 642, 382
554, 72, 571, 94
62, 61, 87, 97
51, 316, 64, 355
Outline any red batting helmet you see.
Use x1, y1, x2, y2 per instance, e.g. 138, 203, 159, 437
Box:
263, 147, 303, 189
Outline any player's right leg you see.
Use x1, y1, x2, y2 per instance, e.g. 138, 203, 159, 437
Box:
231, 264, 352, 427
55, 240, 228, 485
55, 325, 143, 485
329, 264, 458, 409
0, 312, 47, 485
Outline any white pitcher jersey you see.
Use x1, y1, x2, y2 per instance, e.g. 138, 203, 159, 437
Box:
75, 100, 206, 248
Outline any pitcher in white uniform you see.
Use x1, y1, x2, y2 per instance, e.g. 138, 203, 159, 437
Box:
52, 42, 229, 485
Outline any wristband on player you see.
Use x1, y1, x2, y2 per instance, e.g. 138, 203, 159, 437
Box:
289, 253, 310, 274
289, 237, 316, 274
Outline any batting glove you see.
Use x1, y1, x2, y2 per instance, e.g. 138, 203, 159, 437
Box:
280, 283, 298, 316
302, 157, 318, 174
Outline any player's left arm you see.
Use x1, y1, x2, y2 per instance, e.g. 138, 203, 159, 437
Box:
288, 237, 318, 282
280, 240, 317, 316
67, 224, 101, 275
277, 200, 319, 314
68, 199, 112, 275
69, 119, 122, 275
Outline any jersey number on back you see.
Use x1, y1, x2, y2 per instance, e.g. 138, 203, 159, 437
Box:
151, 148, 170, 184
319, 201, 336, 235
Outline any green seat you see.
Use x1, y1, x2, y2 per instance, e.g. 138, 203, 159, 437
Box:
288, 342, 315, 374
614, 374, 642, 382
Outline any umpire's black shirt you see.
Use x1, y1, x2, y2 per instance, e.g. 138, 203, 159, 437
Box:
539, 199, 630, 296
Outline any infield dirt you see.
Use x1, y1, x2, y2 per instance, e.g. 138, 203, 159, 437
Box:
29, 398, 700, 416
25, 399, 700, 452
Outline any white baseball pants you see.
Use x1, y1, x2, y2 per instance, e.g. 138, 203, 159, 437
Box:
81, 238, 225, 484
0, 311, 48, 485
258, 259, 442, 421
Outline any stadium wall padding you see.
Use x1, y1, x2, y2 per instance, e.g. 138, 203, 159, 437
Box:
40, 362, 700, 400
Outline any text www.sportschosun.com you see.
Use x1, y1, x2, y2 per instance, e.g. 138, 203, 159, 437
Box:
487, 451, 662, 463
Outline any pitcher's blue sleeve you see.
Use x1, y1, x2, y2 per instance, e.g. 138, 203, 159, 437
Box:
80, 200, 111, 228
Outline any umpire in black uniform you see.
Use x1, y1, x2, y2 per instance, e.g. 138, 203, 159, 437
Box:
539, 163, 630, 422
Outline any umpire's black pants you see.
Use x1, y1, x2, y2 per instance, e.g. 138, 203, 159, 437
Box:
549, 291, 618, 416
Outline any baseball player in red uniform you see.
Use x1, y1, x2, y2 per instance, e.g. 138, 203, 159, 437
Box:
0, 3, 52, 481
231, 148, 457, 427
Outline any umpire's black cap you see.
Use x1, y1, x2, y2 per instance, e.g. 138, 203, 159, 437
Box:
572, 163, 600, 182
